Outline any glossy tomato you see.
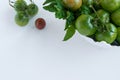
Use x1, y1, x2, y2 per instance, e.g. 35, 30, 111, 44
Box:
62, 0, 82, 11
96, 9, 110, 24
111, 9, 120, 26
95, 23, 117, 44
100, 0, 120, 12
26, 3, 38, 17
75, 14, 96, 36
14, 0, 27, 11
15, 11, 29, 26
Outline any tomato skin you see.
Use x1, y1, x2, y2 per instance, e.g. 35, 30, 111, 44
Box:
96, 9, 110, 23
14, 0, 27, 12
26, 3, 38, 17
62, 0, 82, 11
100, 0, 120, 12
111, 9, 120, 26
75, 14, 96, 36
35, 18, 46, 30
117, 27, 120, 44
95, 23, 117, 44
15, 11, 29, 26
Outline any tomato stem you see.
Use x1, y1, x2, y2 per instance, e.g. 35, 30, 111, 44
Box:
9, 0, 14, 8
90, 6, 101, 20
90, 5, 107, 32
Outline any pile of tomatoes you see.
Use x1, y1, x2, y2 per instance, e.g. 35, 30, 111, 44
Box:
9, 0, 120, 46
9, 0, 38, 26
62, 0, 120, 46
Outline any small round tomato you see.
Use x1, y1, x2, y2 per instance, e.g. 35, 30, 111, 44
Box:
14, 0, 27, 12
26, 3, 38, 17
111, 9, 120, 26
100, 0, 120, 12
95, 23, 117, 44
15, 11, 29, 26
62, 0, 82, 11
96, 9, 110, 23
75, 14, 96, 36
35, 18, 46, 30
117, 27, 120, 44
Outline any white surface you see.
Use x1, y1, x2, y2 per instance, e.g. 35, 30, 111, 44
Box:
1, 0, 120, 80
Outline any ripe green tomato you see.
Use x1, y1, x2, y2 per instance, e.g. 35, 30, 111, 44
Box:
95, 23, 117, 44
117, 27, 120, 44
15, 11, 29, 26
14, 0, 27, 12
26, 3, 38, 17
96, 9, 110, 23
62, 0, 82, 11
111, 9, 120, 26
75, 14, 96, 36
100, 0, 120, 12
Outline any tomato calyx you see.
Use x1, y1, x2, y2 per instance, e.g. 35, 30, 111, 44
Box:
9, 0, 34, 9
9, 0, 28, 11
89, 5, 111, 33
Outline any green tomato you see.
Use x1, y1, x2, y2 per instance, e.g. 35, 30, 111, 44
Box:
62, 0, 82, 11
15, 11, 29, 26
117, 27, 120, 44
96, 9, 110, 23
14, 0, 27, 12
95, 23, 117, 44
26, 3, 38, 17
111, 9, 120, 26
100, 0, 120, 12
75, 14, 96, 36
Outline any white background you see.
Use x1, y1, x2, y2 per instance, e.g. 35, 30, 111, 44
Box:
1, 0, 120, 80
